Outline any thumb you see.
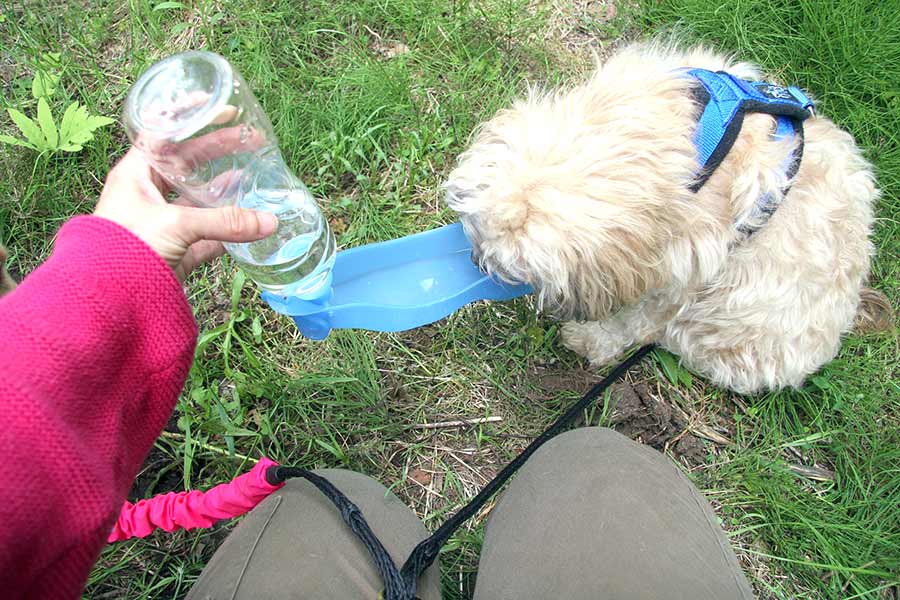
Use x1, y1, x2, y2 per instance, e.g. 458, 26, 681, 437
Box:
178, 205, 279, 245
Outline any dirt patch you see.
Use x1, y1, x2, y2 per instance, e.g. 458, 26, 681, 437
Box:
516, 365, 706, 464
541, 0, 642, 67
398, 323, 441, 353
392, 436, 505, 521
382, 369, 410, 404
517, 363, 598, 404
128, 444, 182, 502
190, 264, 233, 329
608, 381, 706, 465
0, 54, 16, 99
533, 366, 597, 395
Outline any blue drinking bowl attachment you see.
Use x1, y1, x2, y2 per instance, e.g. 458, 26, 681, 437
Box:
260, 222, 532, 340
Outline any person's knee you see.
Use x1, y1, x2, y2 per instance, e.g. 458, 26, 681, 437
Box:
539, 426, 639, 460
503, 427, 650, 490
556, 426, 628, 446
260, 469, 391, 519
311, 468, 389, 495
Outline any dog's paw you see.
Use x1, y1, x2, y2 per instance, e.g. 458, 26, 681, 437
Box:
560, 321, 627, 366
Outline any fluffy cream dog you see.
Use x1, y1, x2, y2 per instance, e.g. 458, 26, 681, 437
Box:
444, 42, 889, 394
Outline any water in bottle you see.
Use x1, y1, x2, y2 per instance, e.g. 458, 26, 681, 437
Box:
225, 184, 335, 296
123, 51, 336, 298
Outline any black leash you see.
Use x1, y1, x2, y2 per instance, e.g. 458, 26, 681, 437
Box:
266, 344, 655, 600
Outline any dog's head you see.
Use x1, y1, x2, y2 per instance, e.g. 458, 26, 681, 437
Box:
445, 66, 701, 320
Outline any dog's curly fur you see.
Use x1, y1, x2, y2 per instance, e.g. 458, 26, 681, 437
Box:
445, 42, 888, 394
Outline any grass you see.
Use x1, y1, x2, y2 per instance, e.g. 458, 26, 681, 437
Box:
1, 0, 897, 598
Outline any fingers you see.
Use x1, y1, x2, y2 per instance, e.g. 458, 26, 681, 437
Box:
107, 148, 170, 194
188, 239, 227, 264
98, 149, 170, 212
178, 240, 226, 278
134, 94, 268, 177
169, 165, 241, 207
176, 123, 268, 165
170, 196, 196, 208
178, 205, 278, 245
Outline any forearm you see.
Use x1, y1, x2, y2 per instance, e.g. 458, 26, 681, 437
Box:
0, 216, 197, 596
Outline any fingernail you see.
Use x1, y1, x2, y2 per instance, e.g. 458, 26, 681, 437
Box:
258, 212, 278, 236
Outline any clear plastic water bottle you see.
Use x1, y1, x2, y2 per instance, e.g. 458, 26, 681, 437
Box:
123, 51, 335, 298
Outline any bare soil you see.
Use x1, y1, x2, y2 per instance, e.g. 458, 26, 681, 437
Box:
608, 381, 707, 465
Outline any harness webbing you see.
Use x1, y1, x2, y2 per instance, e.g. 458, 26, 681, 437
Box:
685, 68, 813, 194
267, 345, 656, 600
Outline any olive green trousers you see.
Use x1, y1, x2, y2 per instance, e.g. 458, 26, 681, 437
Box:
188, 427, 754, 599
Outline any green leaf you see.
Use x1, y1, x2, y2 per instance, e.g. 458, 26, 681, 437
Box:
182, 425, 194, 489
41, 52, 61, 67
63, 128, 96, 147
251, 315, 263, 343
31, 70, 60, 100
214, 401, 234, 428
84, 114, 115, 129
7, 108, 46, 150
55, 102, 114, 153
31, 53, 62, 99
36, 98, 58, 148
196, 322, 229, 355
235, 334, 261, 368
154, 1, 185, 10
57, 102, 84, 143
223, 427, 257, 437
656, 349, 685, 387
0, 134, 36, 149
231, 270, 246, 310
190, 387, 207, 404
810, 375, 830, 392
314, 439, 346, 461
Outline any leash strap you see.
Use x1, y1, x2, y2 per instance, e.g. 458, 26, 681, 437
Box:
266, 344, 655, 600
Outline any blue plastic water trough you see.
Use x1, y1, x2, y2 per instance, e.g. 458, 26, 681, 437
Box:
261, 222, 532, 340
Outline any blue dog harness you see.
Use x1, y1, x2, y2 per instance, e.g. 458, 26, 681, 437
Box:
684, 69, 815, 235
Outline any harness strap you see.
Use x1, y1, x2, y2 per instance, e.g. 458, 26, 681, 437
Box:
686, 68, 813, 193
735, 122, 805, 237
267, 344, 656, 600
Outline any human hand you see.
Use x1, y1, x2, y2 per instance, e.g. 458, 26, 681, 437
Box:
94, 148, 277, 281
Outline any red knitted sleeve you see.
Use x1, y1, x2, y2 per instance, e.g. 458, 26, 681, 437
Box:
0, 216, 197, 598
